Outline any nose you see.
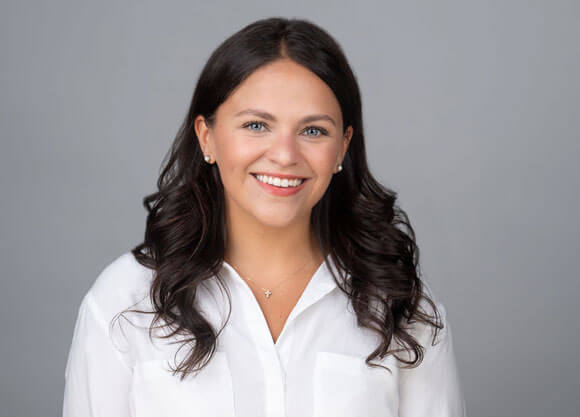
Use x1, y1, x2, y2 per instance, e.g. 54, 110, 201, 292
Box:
265, 128, 301, 167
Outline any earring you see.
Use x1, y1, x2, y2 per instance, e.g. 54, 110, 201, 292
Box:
204, 155, 211, 163
337, 164, 343, 172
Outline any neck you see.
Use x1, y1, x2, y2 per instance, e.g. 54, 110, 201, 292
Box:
223, 207, 323, 277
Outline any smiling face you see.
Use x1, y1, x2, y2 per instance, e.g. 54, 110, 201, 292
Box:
194, 58, 353, 230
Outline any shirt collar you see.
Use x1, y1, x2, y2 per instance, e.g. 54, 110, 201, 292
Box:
219, 251, 343, 302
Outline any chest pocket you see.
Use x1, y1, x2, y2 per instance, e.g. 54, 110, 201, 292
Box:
312, 351, 398, 417
130, 351, 234, 417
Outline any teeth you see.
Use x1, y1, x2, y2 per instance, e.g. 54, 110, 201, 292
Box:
255, 174, 305, 188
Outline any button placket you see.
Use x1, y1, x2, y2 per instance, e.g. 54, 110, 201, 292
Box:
235, 279, 289, 417
260, 347, 287, 417
220, 256, 342, 417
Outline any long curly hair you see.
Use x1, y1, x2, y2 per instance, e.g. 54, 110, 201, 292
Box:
118, 16, 443, 381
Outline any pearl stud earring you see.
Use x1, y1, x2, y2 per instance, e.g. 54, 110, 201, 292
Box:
337, 164, 343, 172
204, 155, 211, 163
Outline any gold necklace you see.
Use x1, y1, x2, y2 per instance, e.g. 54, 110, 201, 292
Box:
229, 259, 315, 300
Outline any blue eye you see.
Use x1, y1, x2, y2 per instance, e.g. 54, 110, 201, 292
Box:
241, 120, 329, 137
303, 126, 328, 137
242, 120, 267, 132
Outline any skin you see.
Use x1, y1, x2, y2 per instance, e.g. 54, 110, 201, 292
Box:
194, 58, 353, 285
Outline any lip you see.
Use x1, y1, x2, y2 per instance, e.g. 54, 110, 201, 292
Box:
251, 171, 309, 180
251, 173, 308, 196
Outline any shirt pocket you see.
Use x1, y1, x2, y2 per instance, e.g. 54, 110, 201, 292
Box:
130, 351, 235, 417
312, 351, 398, 417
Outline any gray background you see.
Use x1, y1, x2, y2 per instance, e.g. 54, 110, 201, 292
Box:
1, 1, 578, 416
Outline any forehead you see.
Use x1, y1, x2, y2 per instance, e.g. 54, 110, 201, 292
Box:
218, 59, 342, 121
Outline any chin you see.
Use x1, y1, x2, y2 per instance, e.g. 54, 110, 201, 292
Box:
252, 208, 306, 229
255, 216, 298, 229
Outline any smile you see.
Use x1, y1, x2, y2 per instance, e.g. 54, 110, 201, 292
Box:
250, 173, 309, 196
253, 174, 305, 188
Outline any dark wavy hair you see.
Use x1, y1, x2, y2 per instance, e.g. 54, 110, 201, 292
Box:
117, 16, 443, 380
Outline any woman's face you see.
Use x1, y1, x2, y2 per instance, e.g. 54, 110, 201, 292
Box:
195, 58, 353, 230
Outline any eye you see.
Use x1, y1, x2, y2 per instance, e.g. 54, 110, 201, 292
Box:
242, 120, 268, 133
241, 121, 329, 137
302, 125, 328, 137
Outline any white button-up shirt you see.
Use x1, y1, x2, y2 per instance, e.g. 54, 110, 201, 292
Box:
63, 252, 465, 417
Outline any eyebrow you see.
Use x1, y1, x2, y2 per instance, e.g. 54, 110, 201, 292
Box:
233, 108, 336, 127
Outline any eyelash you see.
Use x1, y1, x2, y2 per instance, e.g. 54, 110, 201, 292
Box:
241, 120, 329, 137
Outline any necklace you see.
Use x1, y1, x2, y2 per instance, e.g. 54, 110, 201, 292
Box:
229, 258, 315, 300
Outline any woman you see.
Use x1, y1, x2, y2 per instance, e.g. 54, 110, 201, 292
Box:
63, 17, 465, 417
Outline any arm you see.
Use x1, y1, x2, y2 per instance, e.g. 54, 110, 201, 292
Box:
63, 292, 133, 417
398, 303, 466, 416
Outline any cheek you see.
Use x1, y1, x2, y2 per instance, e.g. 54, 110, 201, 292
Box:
216, 137, 258, 176
309, 143, 340, 174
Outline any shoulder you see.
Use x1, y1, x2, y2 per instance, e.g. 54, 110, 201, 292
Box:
400, 278, 451, 351
84, 251, 155, 321
419, 278, 448, 324
418, 279, 453, 347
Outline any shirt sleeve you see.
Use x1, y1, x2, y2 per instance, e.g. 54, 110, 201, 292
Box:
63, 291, 133, 417
398, 302, 466, 417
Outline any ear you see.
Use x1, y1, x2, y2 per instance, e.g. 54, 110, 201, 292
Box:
341, 125, 353, 161
194, 114, 212, 157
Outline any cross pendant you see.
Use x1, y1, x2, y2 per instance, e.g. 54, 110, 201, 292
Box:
264, 290, 272, 298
